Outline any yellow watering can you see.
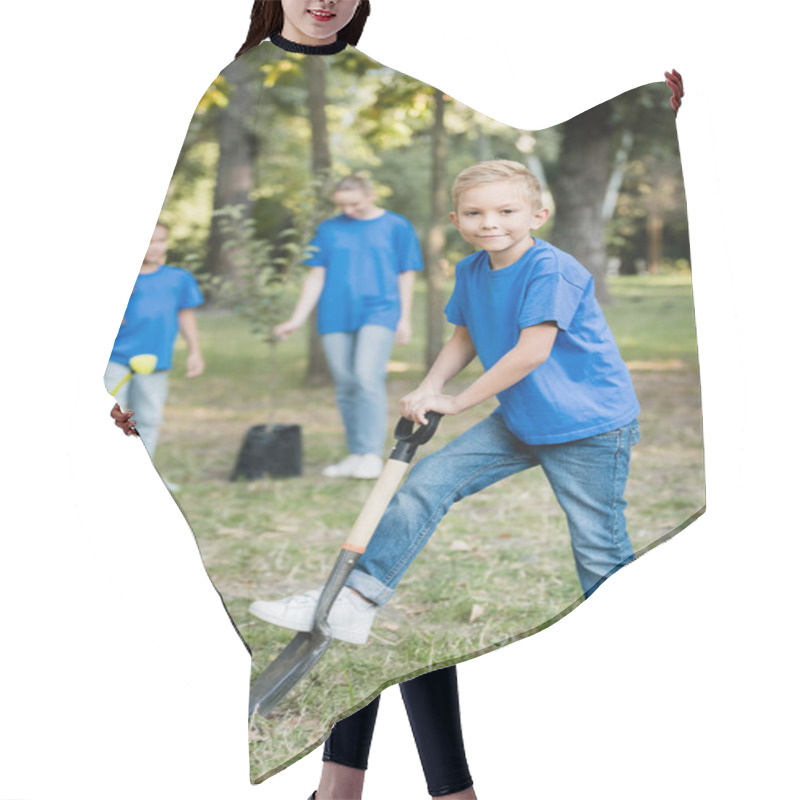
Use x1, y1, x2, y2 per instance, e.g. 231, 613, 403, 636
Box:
110, 354, 158, 396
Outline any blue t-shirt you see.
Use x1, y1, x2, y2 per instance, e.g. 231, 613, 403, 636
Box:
305, 211, 424, 334
444, 238, 640, 445
109, 265, 204, 371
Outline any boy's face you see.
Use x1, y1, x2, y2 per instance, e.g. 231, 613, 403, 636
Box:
143, 224, 168, 267
334, 189, 376, 219
281, 1, 361, 44
450, 180, 549, 266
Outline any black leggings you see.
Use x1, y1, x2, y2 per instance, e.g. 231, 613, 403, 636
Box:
322, 665, 473, 797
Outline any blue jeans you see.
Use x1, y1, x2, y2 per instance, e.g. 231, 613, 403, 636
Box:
347, 413, 640, 603
103, 360, 169, 457
322, 325, 396, 456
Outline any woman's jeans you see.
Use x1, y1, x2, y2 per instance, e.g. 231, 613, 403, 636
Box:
323, 666, 473, 797
321, 325, 396, 456
348, 413, 640, 603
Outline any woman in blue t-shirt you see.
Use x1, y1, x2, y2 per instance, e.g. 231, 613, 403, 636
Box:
274, 174, 424, 480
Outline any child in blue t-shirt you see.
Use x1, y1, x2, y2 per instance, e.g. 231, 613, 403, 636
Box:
273, 175, 424, 480
106, 221, 205, 457
252, 160, 640, 643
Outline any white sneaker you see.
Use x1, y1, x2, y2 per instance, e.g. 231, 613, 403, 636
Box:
352, 453, 384, 479
322, 454, 362, 477
249, 587, 377, 644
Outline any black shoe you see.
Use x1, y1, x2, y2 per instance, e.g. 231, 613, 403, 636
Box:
307, 794, 316, 800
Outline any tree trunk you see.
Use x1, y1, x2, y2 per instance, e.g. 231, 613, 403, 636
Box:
205, 56, 259, 283
647, 212, 664, 274
602, 131, 633, 221
305, 57, 333, 387
551, 102, 614, 304
425, 90, 448, 369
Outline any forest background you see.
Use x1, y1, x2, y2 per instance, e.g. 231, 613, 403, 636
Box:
164, 42, 690, 372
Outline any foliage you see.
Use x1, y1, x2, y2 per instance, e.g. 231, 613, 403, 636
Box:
161, 50, 689, 355
261, 53, 304, 88
165, 54, 685, 264
198, 195, 319, 344
602, 85, 688, 272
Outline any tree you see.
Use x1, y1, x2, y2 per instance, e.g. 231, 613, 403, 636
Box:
205, 52, 262, 283
549, 84, 685, 299
550, 101, 615, 304
611, 128, 688, 275
204, 204, 310, 342
425, 90, 448, 369
305, 56, 334, 386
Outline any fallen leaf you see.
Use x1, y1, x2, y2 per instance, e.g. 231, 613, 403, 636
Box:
217, 527, 249, 537
469, 604, 485, 623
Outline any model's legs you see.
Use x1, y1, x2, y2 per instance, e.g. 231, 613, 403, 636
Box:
347, 414, 538, 605
400, 667, 475, 798
350, 324, 395, 456
316, 696, 381, 799
537, 419, 640, 597
126, 370, 170, 457
321, 331, 360, 454
323, 695, 381, 770
317, 670, 475, 800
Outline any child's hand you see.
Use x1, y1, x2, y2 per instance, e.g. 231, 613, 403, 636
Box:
395, 318, 412, 346
186, 352, 205, 378
110, 403, 139, 437
400, 386, 461, 425
273, 320, 301, 340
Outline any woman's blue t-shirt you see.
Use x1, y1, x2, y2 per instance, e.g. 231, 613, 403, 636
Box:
445, 238, 640, 445
305, 211, 424, 334
109, 265, 204, 371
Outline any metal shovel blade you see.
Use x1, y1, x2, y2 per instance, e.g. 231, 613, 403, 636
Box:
248, 549, 357, 717
248, 625, 333, 717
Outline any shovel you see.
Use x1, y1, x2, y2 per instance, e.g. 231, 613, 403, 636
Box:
248, 412, 442, 717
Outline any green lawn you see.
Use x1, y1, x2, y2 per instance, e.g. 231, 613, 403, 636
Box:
154, 273, 704, 781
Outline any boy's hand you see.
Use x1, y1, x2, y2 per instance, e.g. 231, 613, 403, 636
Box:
273, 320, 301, 340
110, 403, 139, 437
186, 352, 205, 378
395, 318, 412, 346
400, 385, 461, 425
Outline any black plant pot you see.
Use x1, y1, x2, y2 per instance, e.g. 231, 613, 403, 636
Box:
231, 424, 302, 480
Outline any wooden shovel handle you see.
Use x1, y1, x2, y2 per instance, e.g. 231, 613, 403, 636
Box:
345, 459, 410, 552
343, 413, 443, 552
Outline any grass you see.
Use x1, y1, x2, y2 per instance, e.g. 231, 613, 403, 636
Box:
154, 273, 704, 781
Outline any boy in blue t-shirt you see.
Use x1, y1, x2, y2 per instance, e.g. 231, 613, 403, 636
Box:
106, 222, 205, 457
251, 160, 640, 643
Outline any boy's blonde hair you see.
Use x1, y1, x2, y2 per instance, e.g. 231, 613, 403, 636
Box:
334, 175, 374, 195
451, 160, 543, 211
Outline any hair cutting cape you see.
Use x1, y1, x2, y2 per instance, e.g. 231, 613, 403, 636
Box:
121, 37, 701, 782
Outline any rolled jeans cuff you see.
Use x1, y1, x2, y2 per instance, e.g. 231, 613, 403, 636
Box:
346, 568, 395, 607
